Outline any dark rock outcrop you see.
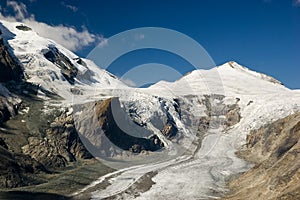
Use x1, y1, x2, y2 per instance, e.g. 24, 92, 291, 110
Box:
94, 98, 164, 154
0, 97, 13, 124
0, 37, 23, 82
0, 145, 47, 188
161, 120, 178, 139
22, 108, 92, 170
225, 104, 241, 127
73, 57, 87, 67
0, 93, 20, 125
15, 25, 32, 31
43, 45, 78, 85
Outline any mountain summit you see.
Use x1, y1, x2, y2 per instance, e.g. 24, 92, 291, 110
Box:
149, 61, 288, 96
0, 20, 127, 102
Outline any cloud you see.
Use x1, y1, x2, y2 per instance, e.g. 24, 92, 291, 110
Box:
0, 1, 103, 51
98, 38, 108, 48
6, 0, 28, 20
61, 1, 78, 12
22, 20, 102, 51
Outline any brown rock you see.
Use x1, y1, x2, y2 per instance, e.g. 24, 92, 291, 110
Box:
223, 112, 300, 200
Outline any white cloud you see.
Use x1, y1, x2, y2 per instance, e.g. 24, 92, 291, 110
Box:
22, 19, 102, 51
0, 0, 103, 51
61, 1, 78, 12
98, 38, 108, 48
6, 0, 28, 20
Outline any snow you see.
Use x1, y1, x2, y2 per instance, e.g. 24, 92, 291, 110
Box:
0, 20, 127, 104
148, 61, 288, 97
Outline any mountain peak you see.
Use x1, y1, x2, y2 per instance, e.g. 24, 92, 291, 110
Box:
148, 61, 288, 96
0, 19, 127, 102
219, 61, 283, 86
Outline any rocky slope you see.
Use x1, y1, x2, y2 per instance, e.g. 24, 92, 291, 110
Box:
0, 36, 23, 82
223, 112, 300, 200
77, 97, 164, 155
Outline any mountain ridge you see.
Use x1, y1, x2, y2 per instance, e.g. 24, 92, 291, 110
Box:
0, 19, 290, 100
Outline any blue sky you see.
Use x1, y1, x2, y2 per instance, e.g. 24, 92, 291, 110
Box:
0, 0, 299, 88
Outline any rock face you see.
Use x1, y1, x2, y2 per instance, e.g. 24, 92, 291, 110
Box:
22, 108, 92, 170
94, 98, 164, 154
225, 103, 241, 127
1, 84, 94, 190
161, 120, 178, 139
200, 95, 241, 130
0, 97, 16, 124
75, 98, 164, 156
0, 144, 47, 188
0, 37, 23, 82
223, 112, 300, 200
0, 85, 21, 125
43, 45, 78, 85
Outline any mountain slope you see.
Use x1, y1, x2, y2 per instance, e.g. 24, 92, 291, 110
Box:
0, 20, 127, 102
0, 20, 120, 191
224, 112, 300, 200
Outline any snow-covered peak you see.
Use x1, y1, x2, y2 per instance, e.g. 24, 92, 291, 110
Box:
216, 61, 289, 95
148, 61, 289, 97
0, 20, 127, 103
219, 61, 283, 86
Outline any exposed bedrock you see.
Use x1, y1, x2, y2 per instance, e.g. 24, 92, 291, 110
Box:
224, 112, 300, 200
